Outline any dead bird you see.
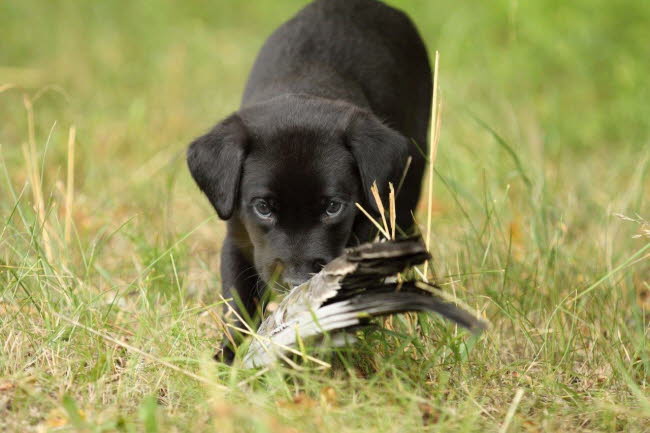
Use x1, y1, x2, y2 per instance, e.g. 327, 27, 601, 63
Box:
241, 237, 487, 368
187, 0, 433, 362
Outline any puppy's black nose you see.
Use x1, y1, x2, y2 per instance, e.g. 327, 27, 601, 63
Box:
311, 259, 327, 273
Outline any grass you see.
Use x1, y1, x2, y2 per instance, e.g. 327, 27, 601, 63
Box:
1, 0, 649, 431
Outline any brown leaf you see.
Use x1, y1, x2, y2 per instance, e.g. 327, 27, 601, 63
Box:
418, 402, 439, 425
522, 419, 542, 433
637, 282, 650, 311
0, 382, 15, 392
277, 392, 318, 410
320, 387, 337, 406
45, 409, 68, 428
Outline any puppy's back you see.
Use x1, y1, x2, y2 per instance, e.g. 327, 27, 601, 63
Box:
242, 0, 432, 142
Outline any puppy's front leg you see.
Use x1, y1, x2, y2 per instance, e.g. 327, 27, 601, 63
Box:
217, 235, 266, 363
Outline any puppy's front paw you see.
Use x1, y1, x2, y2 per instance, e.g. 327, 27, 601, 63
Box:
214, 343, 236, 365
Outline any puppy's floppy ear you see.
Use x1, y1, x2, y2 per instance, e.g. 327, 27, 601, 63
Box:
345, 111, 409, 211
187, 114, 248, 220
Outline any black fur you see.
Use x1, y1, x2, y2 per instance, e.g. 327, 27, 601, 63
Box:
187, 0, 432, 361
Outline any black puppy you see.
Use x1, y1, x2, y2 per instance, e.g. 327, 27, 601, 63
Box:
188, 0, 432, 361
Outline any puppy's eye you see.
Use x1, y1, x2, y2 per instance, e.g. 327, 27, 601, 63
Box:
253, 199, 273, 219
325, 200, 344, 217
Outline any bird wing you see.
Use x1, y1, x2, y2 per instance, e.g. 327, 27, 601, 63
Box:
256, 237, 427, 336
242, 238, 487, 368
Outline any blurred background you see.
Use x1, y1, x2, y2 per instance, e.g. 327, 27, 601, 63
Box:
2, 0, 648, 211
1, 1, 649, 431
1, 0, 649, 310
1, 0, 649, 309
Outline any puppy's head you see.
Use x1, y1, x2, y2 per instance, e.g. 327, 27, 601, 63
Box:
187, 96, 409, 288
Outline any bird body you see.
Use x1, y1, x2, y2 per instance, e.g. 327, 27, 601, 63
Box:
243, 237, 487, 368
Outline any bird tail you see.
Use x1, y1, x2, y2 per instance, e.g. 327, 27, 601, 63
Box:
330, 282, 488, 333
295, 282, 487, 340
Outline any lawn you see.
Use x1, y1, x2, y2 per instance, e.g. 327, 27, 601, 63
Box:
1, 0, 649, 431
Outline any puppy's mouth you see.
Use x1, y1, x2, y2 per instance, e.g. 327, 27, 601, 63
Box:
264, 261, 312, 293
271, 278, 309, 293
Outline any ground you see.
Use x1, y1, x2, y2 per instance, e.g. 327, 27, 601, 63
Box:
1, 0, 649, 432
